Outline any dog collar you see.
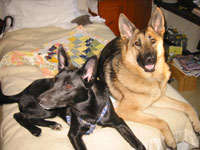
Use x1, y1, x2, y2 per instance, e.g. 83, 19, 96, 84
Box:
66, 101, 109, 135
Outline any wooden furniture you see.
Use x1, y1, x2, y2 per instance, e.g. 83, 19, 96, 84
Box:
98, 0, 152, 36
169, 63, 197, 92
154, 0, 200, 26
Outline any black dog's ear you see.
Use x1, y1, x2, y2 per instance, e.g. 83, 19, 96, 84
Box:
149, 7, 165, 37
58, 45, 69, 72
80, 55, 98, 87
118, 13, 136, 40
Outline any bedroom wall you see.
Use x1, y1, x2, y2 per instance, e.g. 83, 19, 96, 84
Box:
152, 3, 200, 53
161, 8, 200, 53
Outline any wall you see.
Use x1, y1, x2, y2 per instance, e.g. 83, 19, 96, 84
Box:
152, 4, 200, 53
161, 8, 200, 53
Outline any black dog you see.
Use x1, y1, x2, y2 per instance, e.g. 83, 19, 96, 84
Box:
38, 46, 146, 150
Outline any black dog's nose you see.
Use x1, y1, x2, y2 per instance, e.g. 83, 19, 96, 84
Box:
38, 98, 52, 110
38, 100, 43, 105
38, 96, 47, 104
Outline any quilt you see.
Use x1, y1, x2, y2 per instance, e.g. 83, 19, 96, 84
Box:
0, 26, 107, 77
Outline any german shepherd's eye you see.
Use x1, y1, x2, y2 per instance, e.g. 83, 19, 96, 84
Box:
151, 39, 156, 44
134, 40, 141, 47
64, 82, 73, 90
148, 36, 156, 44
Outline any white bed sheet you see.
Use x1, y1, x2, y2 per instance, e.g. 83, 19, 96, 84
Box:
0, 23, 199, 150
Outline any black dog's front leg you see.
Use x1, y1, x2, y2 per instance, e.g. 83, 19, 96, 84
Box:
68, 126, 87, 150
113, 117, 146, 150
101, 111, 146, 150
14, 113, 42, 136
67, 114, 87, 150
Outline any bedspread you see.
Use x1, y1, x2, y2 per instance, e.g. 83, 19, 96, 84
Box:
0, 24, 199, 150
0, 26, 107, 77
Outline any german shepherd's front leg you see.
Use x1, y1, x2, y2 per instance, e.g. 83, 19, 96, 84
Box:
116, 107, 176, 149
154, 95, 200, 134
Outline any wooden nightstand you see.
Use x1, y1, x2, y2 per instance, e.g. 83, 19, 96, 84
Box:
169, 63, 197, 92
98, 0, 152, 36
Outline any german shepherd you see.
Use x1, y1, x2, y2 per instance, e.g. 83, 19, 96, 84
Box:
98, 8, 200, 149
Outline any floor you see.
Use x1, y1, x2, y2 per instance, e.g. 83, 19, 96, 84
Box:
169, 77, 200, 115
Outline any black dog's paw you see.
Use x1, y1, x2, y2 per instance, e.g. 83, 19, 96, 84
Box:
140, 145, 146, 150
31, 128, 42, 137
196, 131, 200, 136
50, 123, 62, 130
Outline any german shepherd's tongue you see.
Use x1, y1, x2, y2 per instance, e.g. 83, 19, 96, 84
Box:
144, 64, 155, 72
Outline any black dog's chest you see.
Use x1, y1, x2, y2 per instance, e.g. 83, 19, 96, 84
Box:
66, 100, 109, 135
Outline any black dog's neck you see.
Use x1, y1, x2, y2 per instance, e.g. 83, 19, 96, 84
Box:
71, 81, 108, 124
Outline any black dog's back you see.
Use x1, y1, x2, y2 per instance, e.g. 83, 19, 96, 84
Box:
98, 37, 121, 81
0, 77, 63, 136
0, 78, 54, 105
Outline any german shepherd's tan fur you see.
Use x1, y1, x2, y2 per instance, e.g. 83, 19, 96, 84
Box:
98, 8, 200, 148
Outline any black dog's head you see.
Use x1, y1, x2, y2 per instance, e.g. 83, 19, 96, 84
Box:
38, 46, 98, 110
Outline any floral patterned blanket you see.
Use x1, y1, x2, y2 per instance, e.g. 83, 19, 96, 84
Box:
0, 26, 107, 77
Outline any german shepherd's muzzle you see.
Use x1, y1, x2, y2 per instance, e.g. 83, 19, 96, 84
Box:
137, 49, 157, 72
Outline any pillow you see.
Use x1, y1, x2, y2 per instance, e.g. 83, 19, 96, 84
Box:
77, 0, 88, 11
77, 0, 99, 14
3, 0, 82, 31
0, 1, 5, 19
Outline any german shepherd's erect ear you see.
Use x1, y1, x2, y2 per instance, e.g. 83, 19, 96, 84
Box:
118, 13, 136, 40
149, 7, 165, 37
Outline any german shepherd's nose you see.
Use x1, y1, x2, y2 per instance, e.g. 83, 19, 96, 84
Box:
137, 51, 157, 72
144, 52, 156, 64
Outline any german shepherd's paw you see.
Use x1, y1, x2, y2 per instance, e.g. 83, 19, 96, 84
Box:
166, 138, 176, 149
192, 118, 200, 134
50, 123, 62, 130
165, 133, 176, 149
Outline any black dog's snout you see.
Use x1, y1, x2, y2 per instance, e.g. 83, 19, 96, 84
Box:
38, 95, 46, 102
38, 96, 53, 110
38, 97, 45, 105
38, 95, 49, 105
38, 98, 45, 104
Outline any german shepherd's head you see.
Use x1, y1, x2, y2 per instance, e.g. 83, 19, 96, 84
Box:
119, 8, 165, 72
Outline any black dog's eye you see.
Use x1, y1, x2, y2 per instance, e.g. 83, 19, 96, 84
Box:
64, 82, 73, 90
53, 77, 57, 82
134, 40, 141, 47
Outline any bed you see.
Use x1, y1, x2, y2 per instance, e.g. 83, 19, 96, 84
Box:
0, 0, 199, 150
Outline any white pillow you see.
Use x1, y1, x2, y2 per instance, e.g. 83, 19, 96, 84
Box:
3, 0, 82, 31
78, 0, 88, 11
0, 1, 5, 19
